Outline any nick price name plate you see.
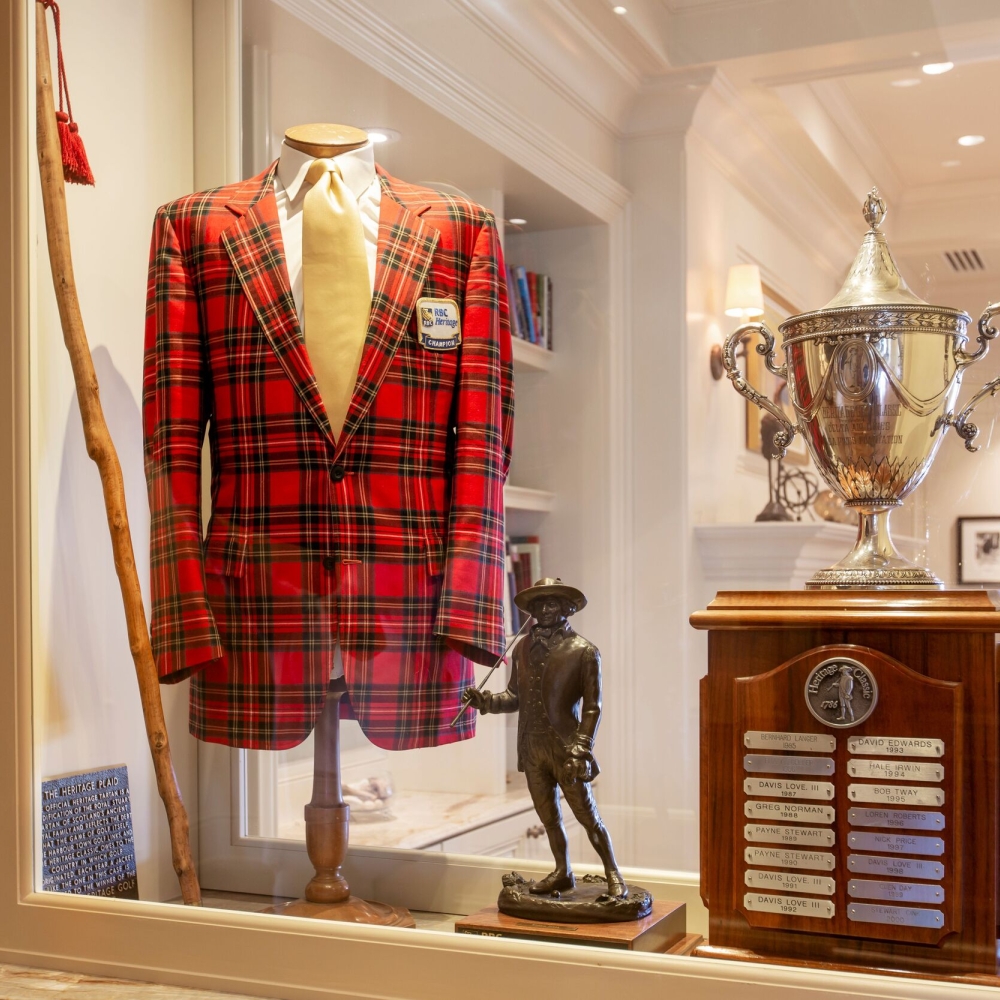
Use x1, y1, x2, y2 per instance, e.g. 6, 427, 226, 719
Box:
848, 879, 944, 904
744, 755, 834, 776
745, 801, 835, 824
744, 778, 834, 801
746, 870, 835, 895
848, 832, 944, 856
744, 731, 836, 753
847, 807, 944, 831
848, 784, 944, 807
847, 737, 944, 758
847, 903, 944, 928
848, 854, 944, 880
847, 759, 944, 782
745, 847, 835, 871
745, 824, 835, 847
744, 894, 834, 919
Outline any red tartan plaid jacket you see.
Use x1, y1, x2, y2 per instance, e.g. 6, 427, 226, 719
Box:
143, 163, 513, 750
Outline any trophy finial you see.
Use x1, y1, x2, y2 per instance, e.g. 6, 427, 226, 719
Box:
863, 188, 886, 230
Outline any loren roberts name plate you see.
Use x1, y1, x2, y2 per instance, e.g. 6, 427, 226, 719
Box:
847, 736, 944, 758
744, 731, 836, 753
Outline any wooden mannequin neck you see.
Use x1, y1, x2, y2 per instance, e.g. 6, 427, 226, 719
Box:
284, 123, 369, 159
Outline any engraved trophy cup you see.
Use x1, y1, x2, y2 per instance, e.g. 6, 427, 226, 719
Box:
724, 189, 1000, 588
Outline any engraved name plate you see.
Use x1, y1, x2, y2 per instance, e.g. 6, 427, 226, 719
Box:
745, 824, 835, 847
746, 801, 835, 824
744, 778, 835, 801
847, 854, 944, 880
847, 759, 944, 782
847, 902, 944, 928
848, 784, 944, 807
744, 755, 835, 776
848, 807, 944, 831
848, 831, 944, 856
745, 847, 835, 871
848, 879, 944, 904
744, 731, 836, 753
744, 893, 834, 918
745, 870, 835, 895
847, 736, 944, 758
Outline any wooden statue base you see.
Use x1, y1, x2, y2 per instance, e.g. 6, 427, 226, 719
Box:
265, 896, 415, 927
456, 898, 687, 952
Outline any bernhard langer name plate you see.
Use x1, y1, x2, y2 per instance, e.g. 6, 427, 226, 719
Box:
42, 765, 138, 899
744, 731, 836, 753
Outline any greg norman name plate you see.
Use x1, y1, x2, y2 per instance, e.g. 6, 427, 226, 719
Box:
848, 880, 944, 904
848, 807, 944, 831
745, 824, 835, 847
744, 778, 835, 800
848, 784, 944, 807
847, 759, 944, 782
745, 870, 835, 895
745, 801, 835, 824
744, 755, 835, 776
847, 854, 944, 880
744, 731, 836, 753
745, 847, 835, 871
847, 736, 944, 758
41, 765, 138, 899
848, 832, 944, 856
847, 903, 944, 928
744, 894, 834, 919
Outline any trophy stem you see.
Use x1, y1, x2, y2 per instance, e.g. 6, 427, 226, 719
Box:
806, 503, 942, 590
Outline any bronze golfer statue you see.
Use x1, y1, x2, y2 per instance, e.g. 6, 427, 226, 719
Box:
464, 578, 651, 922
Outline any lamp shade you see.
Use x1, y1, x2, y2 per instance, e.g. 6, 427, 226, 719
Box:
724, 264, 764, 318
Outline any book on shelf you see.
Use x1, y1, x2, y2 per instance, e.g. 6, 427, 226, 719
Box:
503, 535, 543, 635
505, 265, 553, 351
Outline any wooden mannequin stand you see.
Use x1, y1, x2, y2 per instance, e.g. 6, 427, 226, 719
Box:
691, 590, 1000, 979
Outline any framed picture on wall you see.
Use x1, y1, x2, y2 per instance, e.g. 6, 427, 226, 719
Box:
744, 284, 809, 465
957, 516, 1000, 584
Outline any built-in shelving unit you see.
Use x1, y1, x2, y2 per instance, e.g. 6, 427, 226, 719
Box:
503, 484, 556, 513
511, 337, 555, 373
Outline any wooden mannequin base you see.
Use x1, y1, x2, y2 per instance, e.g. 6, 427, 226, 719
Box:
265, 896, 416, 927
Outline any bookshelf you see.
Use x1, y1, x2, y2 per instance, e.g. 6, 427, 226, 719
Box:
503, 485, 555, 513
512, 337, 555, 373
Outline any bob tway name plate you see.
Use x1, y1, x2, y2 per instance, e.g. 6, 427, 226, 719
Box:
745, 824, 835, 847
847, 807, 944, 831
847, 854, 944, 880
847, 736, 944, 758
847, 903, 943, 928
744, 778, 834, 800
847, 759, 944, 782
848, 784, 944, 807
848, 832, 944, 856
744, 731, 836, 753
744, 847, 835, 871
745, 801, 835, 824
745, 870, 835, 895
848, 879, 944, 904
744, 894, 834, 919
744, 755, 834, 776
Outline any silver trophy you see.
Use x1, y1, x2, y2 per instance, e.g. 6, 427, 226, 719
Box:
725, 189, 1000, 589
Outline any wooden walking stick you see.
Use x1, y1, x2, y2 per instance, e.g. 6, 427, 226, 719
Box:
34, 1, 201, 905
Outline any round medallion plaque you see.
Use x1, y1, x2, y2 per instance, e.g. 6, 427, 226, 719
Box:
804, 657, 878, 728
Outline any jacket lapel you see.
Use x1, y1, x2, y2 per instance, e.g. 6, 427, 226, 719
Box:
334, 176, 439, 457
220, 166, 334, 446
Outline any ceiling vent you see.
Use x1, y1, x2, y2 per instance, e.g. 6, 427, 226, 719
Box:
943, 249, 985, 273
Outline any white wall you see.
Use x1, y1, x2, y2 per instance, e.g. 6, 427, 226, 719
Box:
33, 0, 196, 903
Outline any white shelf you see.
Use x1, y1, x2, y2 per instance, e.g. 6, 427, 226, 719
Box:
512, 337, 554, 372
504, 484, 555, 512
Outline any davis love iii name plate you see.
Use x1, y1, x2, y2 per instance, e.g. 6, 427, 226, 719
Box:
743, 778, 834, 800
744, 894, 834, 919
746, 870, 835, 895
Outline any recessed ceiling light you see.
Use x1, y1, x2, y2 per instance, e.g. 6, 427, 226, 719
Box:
942, 159, 961, 167
612, 5, 627, 13
508, 218, 527, 226
922, 61, 954, 75
890, 78, 921, 88
958, 134, 985, 146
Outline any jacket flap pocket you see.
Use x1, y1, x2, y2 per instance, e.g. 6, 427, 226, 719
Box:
423, 533, 445, 577
203, 530, 248, 578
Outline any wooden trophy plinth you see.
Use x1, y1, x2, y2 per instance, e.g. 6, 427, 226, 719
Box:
691, 590, 1000, 979
265, 681, 414, 928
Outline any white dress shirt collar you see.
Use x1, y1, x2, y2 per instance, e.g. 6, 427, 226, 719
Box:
276, 139, 377, 205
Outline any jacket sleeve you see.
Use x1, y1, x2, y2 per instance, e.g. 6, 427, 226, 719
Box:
577, 645, 603, 746
142, 207, 222, 683
434, 213, 514, 665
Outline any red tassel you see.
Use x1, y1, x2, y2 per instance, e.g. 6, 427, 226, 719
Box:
40, 1, 94, 186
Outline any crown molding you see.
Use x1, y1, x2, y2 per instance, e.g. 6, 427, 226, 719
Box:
270, 0, 629, 219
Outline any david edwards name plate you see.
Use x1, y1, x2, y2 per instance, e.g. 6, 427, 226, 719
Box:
41, 765, 139, 899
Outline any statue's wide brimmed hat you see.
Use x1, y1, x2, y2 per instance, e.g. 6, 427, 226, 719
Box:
514, 577, 587, 615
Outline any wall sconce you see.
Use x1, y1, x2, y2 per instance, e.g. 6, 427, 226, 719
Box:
710, 263, 765, 380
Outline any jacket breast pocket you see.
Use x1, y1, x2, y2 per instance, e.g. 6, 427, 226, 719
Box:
203, 529, 248, 578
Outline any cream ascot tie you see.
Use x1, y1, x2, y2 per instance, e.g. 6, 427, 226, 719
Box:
302, 157, 372, 441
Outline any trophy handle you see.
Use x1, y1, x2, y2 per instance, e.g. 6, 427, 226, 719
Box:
938, 302, 1000, 452
722, 323, 798, 459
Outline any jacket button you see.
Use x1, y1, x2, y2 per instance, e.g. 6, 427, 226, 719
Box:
330, 464, 346, 482
322, 556, 337, 571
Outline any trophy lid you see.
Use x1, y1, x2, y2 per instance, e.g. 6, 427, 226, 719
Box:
821, 189, 927, 310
